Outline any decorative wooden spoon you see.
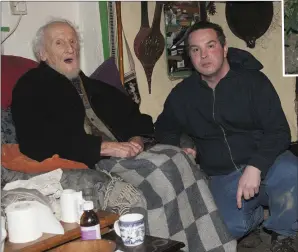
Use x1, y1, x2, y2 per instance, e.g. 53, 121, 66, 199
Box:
134, 1, 151, 59
137, 2, 165, 94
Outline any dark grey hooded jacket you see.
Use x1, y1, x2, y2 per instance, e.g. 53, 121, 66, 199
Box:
155, 48, 291, 177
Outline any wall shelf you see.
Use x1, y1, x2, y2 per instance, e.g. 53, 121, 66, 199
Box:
164, 2, 201, 80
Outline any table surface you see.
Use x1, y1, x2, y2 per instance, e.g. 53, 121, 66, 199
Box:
4, 210, 119, 252
103, 231, 185, 252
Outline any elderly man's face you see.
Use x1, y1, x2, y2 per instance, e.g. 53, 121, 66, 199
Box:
40, 22, 80, 79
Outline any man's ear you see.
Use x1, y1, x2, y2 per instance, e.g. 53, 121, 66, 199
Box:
39, 50, 47, 61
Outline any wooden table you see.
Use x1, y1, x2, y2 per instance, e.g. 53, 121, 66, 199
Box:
4, 210, 118, 252
103, 231, 185, 252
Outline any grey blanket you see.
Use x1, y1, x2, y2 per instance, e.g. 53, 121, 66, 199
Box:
97, 144, 237, 252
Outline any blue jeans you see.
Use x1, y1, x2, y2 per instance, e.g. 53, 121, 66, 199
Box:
209, 150, 298, 239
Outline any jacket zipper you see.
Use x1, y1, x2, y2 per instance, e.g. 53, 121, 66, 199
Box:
212, 89, 238, 170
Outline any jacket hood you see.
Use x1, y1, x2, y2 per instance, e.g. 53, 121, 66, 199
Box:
227, 47, 263, 71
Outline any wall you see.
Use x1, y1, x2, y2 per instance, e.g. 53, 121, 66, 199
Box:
1, 1, 103, 76
121, 1, 298, 141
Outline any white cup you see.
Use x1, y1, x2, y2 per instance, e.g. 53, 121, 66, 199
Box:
113, 213, 145, 247
60, 189, 83, 223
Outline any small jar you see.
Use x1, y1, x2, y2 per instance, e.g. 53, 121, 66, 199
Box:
80, 201, 101, 240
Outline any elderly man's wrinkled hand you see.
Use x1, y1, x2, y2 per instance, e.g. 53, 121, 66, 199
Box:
128, 136, 144, 154
101, 142, 142, 158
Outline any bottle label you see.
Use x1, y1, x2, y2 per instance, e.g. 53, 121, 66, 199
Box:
80, 224, 101, 240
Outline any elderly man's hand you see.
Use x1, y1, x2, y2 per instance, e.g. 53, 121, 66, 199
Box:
128, 136, 144, 153
101, 141, 142, 158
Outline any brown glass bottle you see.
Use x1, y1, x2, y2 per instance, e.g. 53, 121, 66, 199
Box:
80, 201, 101, 240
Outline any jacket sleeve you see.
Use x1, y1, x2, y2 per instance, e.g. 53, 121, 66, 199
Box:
247, 72, 291, 177
11, 73, 102, 167
155, 93, 182, 146
89, 82, 154, 141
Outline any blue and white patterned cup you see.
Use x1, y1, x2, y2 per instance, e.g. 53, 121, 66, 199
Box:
114, 213, 145, 246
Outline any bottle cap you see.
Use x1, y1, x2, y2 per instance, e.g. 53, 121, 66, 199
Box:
83, 201, 94, 211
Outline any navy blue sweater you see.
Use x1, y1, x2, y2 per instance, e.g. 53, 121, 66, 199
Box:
155, 48, 291, 177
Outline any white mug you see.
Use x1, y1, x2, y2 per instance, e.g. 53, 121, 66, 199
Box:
114, 213, 145, 247
60, 189, 83, 223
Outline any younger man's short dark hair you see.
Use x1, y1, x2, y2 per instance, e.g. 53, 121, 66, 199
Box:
187, 21, 226, 47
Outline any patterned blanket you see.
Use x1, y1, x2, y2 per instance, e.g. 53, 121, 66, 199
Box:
97, 144, 237, 252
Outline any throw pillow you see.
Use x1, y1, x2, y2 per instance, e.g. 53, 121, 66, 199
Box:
1, 108, 17, 144
89, 57, 128, 94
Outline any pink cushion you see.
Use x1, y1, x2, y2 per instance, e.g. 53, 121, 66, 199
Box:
1, 55, 38, 109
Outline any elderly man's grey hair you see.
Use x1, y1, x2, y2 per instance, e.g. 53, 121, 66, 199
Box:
32, 18, 81, 61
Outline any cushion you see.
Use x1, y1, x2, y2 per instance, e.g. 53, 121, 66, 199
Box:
1, 144, 88, 173
1, 55, 38, 109
89, 57, 127, 94
1, 108, 17, 144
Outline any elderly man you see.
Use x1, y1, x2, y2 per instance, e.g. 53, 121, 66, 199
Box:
11, 19, 154, 168
155, 21, 298, 251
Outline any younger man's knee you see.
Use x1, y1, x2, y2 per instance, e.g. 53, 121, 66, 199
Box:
223, 208, 263, 239
225, 219, 251, 239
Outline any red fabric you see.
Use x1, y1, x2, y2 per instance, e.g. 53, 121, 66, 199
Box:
1, 55, 38, 109
2, 144, 88, 173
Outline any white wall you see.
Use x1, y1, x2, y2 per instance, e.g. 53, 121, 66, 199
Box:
1, 1, 103, 76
